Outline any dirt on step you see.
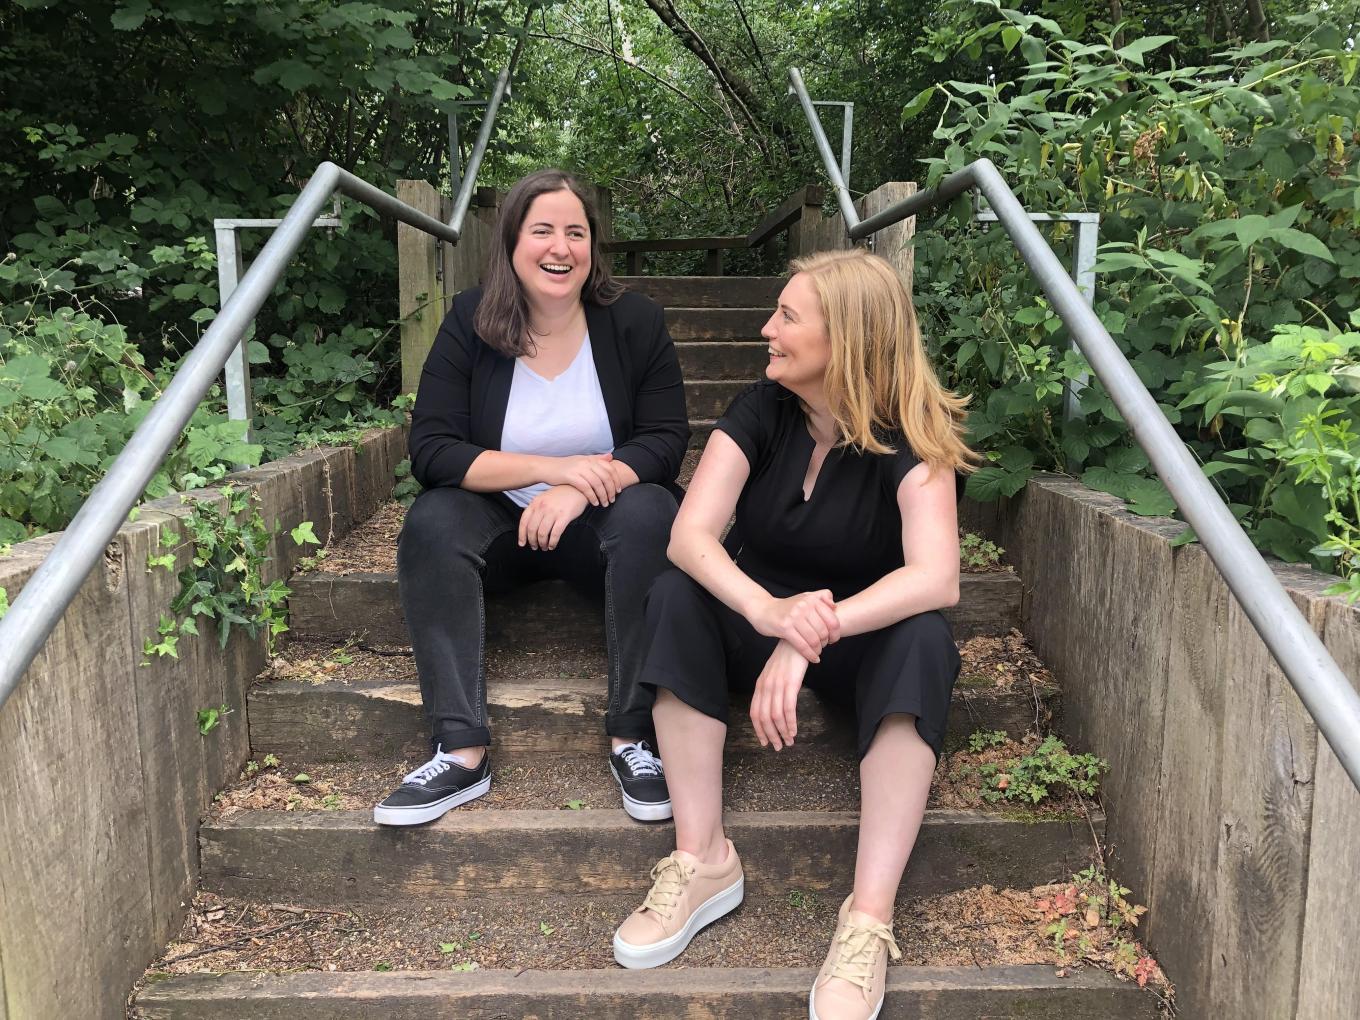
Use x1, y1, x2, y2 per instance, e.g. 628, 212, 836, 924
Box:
132, 881, 1170, 1008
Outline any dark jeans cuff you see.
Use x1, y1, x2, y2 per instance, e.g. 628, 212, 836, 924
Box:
431, 726, 491, 754
605, 709, 656, 743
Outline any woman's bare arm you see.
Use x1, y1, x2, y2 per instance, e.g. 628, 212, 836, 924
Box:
830, 460, 961, 638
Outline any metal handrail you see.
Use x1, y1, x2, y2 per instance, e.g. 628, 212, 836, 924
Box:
0, 166, 466, 708
788, 66, 1360, 792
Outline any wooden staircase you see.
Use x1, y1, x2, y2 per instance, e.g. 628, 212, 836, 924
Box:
131, 276, 1159, 1018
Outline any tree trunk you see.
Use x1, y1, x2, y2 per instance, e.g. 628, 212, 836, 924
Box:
640, 0, 776, 155
1244, 0, 1270, 42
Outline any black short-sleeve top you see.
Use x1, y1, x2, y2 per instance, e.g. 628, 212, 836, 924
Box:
715, 381, 921, 599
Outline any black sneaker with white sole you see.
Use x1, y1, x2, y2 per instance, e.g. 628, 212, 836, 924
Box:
609, 740, 672, 822
373, 748, 491, 826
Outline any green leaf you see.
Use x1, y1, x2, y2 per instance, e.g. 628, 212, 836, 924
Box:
1233, 215, 1271, 250
1125, 477, 1176, 517
1114, 35, 1177, 66
902, 87, 936, 122
110, 1, 152, 31
965, 466, 1010, 502
1274, 229, 1334, 263
291, 521, 320, 546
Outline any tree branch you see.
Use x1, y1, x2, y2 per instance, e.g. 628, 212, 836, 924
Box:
526, 31, 725, 129
641, 0, 768, 151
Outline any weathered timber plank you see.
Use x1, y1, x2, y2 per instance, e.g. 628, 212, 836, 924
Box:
747, 185, 826, 247
1143, 542, 1231, 1017
134, 966, 1157, 1019
247, 674, 1050, 762
687, 379, 750, 418
123, 509, 213, 948
618, 276, 784, 308
859, 183, 918, 292
601, 235, 746, 253
351, 426, 405, 525
397, 179, 446, 395
1000, 476, 1176, 905
287, 574, 605, 648
665, 307, 768, 339
677, 341, 768, 380
1208, 563, 1328, 1019
199, 809, 1098, 906
0, 536, 156, 1020
287, 572, 1019, 647
1296, 598, 1360, 1020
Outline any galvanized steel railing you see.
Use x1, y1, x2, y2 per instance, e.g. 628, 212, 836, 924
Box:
787, 65, 1360, 792
0, 44, 524, 709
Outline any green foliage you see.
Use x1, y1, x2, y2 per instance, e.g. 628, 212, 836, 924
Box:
910, 1, 1360, 577
967, 728, 1010, 752
393, 458, 421, 507
0, 586, 9, 620
195, 703, 231, 735
959, 532, 1004, 569
973, 735, 1108, 804
0, 293, 263, 540
143, 485, 318, 665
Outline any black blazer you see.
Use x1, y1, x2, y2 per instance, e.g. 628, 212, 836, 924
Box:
409, 288, 691, 493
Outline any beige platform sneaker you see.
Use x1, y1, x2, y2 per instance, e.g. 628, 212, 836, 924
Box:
809, 894, 902, 1020
612, 840, 744, 969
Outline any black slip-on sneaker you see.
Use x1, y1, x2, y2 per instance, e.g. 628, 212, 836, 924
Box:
373, 749, 491, 826
609, 740, 673, 822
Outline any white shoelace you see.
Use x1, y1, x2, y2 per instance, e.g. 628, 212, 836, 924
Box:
618, 741, 663, 777
403, 751, 469, 786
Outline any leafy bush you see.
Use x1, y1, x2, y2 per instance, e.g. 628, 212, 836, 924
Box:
907, 2, 1360, 579
967, 732, 1108, 804
0, 290, 261, 543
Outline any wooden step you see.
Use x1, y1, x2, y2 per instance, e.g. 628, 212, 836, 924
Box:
676, 341, 767, 381
666, 308, 768, 340
619, 275, 784, 308
199, 809, 1099, 906
247, 673, 1055, 762
688, 380, 755, 419
134, 966, 1157, 1018
287, 573, 1022, 647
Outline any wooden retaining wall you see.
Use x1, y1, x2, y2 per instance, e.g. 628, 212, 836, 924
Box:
0, 426, 406, 1019
966, 475, 1360, 1020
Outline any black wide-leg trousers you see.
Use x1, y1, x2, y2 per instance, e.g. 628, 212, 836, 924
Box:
397, 483, 679, 753
640, 567, 961, 759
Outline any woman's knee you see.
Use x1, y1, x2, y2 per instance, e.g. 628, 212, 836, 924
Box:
399, 487, 500, 562
643, 567, 707, 618
604, 483, 678, 544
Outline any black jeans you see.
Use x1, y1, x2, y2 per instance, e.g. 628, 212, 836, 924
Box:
397, 483, 679, 753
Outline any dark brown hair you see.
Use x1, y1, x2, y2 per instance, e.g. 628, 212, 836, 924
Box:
474, 168, 622, 356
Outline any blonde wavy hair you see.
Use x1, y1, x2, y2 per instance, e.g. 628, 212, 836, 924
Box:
790, 247, 978, 474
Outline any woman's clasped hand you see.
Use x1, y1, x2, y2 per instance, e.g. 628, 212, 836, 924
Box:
748, 588, 840, 662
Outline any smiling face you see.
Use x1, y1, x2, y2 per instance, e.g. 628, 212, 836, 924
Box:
511, 188, 592, 311
763, 272, 832, 393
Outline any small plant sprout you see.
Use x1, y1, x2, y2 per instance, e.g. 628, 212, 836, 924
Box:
196, 704, 232, 735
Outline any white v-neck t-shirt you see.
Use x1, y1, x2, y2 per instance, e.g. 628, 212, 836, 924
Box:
500, 333, 614, 508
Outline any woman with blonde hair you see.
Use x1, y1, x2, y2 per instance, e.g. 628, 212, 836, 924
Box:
612, 248, 975, 1020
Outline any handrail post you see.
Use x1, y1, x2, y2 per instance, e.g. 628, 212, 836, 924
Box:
449, 24, 528, 233
0, 163, 464, 706
787, 68, 860, 229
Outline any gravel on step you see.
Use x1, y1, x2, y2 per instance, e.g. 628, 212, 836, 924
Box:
209, 737, 1091, 820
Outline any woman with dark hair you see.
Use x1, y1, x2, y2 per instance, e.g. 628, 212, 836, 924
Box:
374, 169, 688, 826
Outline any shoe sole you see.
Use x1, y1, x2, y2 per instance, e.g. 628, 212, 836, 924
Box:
612, 875, 744, 969
372, 773, 491, 826
808, 985, 883, 1020
610, 761, 673, 822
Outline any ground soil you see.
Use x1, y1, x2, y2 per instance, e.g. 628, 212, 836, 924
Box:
133, 882, 1169, 1011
